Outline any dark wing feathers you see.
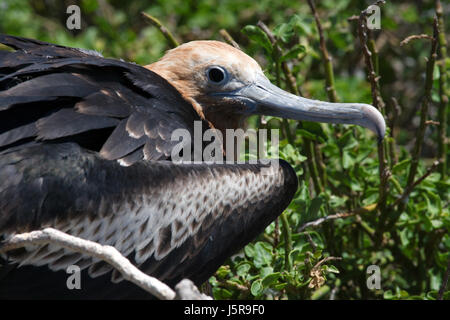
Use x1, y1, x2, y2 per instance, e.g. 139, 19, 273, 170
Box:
0, 122, 37, 147
36, 109, 120, 140
0, 143, 297, 298
0, 34, 299, 299
0, 34, 199, 163
99, 119, 147, 160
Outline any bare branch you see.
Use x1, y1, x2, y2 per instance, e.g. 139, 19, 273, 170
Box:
307, 0, 338, 102
297, 203, 378, 233
175, 279, 213, 300
404, 18, 439, 192
400, 34, 434, 46
219, 29, 240, 49
141, 12, 179, 48
298, 212, 354, 233
438, 258, 450, 300
392, 160, 440, 208
0, 228, 210, 300
436, 0, 448, 179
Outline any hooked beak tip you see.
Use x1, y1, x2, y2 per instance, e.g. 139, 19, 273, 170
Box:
360, 104, 386, 141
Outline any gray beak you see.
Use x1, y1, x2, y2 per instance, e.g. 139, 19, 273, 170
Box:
227, 75, 386, 140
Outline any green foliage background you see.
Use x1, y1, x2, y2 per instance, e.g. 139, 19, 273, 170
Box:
0, 0, 448, 300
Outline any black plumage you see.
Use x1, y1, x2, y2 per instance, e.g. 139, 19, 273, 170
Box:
0, 35, 298, 299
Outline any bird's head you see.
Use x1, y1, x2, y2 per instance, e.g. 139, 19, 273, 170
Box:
147, 40, 385, 140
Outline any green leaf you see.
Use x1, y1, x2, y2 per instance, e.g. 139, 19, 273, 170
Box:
431, 219, 443, 229
250, 279, 263, 296
392, 158, 411, 174
307, 196, 325, 220
399, 228, 410, 246
242, 25, 273, 54
296, 129, 317, 141
215, 265, 230, 278
280, 44, 306, 62
262, 272, 281, 287
259, 266, 274, 279
324, 265, 340, 274
311, 285, 330, 300
213, 287, 233, 299
342, 150, 355, 169
244, 243, 256, 258
253, 241, 273, 267
337, 130, 357, 149
273, 23, 294, 43
236, 263, 251, 278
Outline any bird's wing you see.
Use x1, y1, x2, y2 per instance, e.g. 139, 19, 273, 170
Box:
0, 34, 200, 164
0, 143, 297, 298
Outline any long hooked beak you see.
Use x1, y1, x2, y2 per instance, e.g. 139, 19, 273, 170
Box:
223, 75, 386, 141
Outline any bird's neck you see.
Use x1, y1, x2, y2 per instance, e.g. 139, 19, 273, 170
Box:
145, 62, 248, 159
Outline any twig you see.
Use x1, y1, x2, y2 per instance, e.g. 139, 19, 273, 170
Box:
298, 212, 354, 233
297, 203, 377, 232
438, 258, 450, 300
400, 34, 434, 46
219, 279, 250, 294
391, 160, 440, 209
436, 0, 448, 179
305, 233, 318, 252
273, 217, 280, 247
312, 256, 342, 270
307, 0, 338, 102
405, 18, 439, 192
141, 12, 179, 48
257, 21, 325, 195
387, 97, 401, 165
425, 120, 440, 126
280, 212, 292, 271
308, 256, 342, 290
356, 2, 386, 112
219, 29, 240, 49
256, 21, 300, 96
355, 2, 389, 238
175, 279, 212, 300
0, 228, 208, 300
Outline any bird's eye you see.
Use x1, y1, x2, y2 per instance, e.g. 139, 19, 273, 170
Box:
206, 66, 228, 85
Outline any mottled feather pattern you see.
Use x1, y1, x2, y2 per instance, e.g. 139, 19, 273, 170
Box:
0, 143, 295, 286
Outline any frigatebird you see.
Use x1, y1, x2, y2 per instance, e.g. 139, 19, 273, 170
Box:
0, 34, 385, 299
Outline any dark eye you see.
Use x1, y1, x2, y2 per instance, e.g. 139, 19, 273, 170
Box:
206, 66, 228, 85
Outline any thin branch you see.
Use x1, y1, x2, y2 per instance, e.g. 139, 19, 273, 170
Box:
438, 258, 450, 300
356, 1, 386, 112
391, 160, 440, 209
308, 256, 342, 290
307, 0, 338, 102
257, 21, 325, 195
387, 97, 400, 165
175, 279, 212, 300
400, 34, 434, 46
435, 0, 448, 179
219, 29, 240, 49
141, 12, 179, 48
0, 228, 209, 300
312, 256, 342, 270
305, 232, 318, 252
355, 2, 389, 239
280, 212, 292, 271
425, 120, 440, 126
256, 21, 300, 96
405, 18, 439, 191
297, 203, 378, 233
298, 212, 354, 233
